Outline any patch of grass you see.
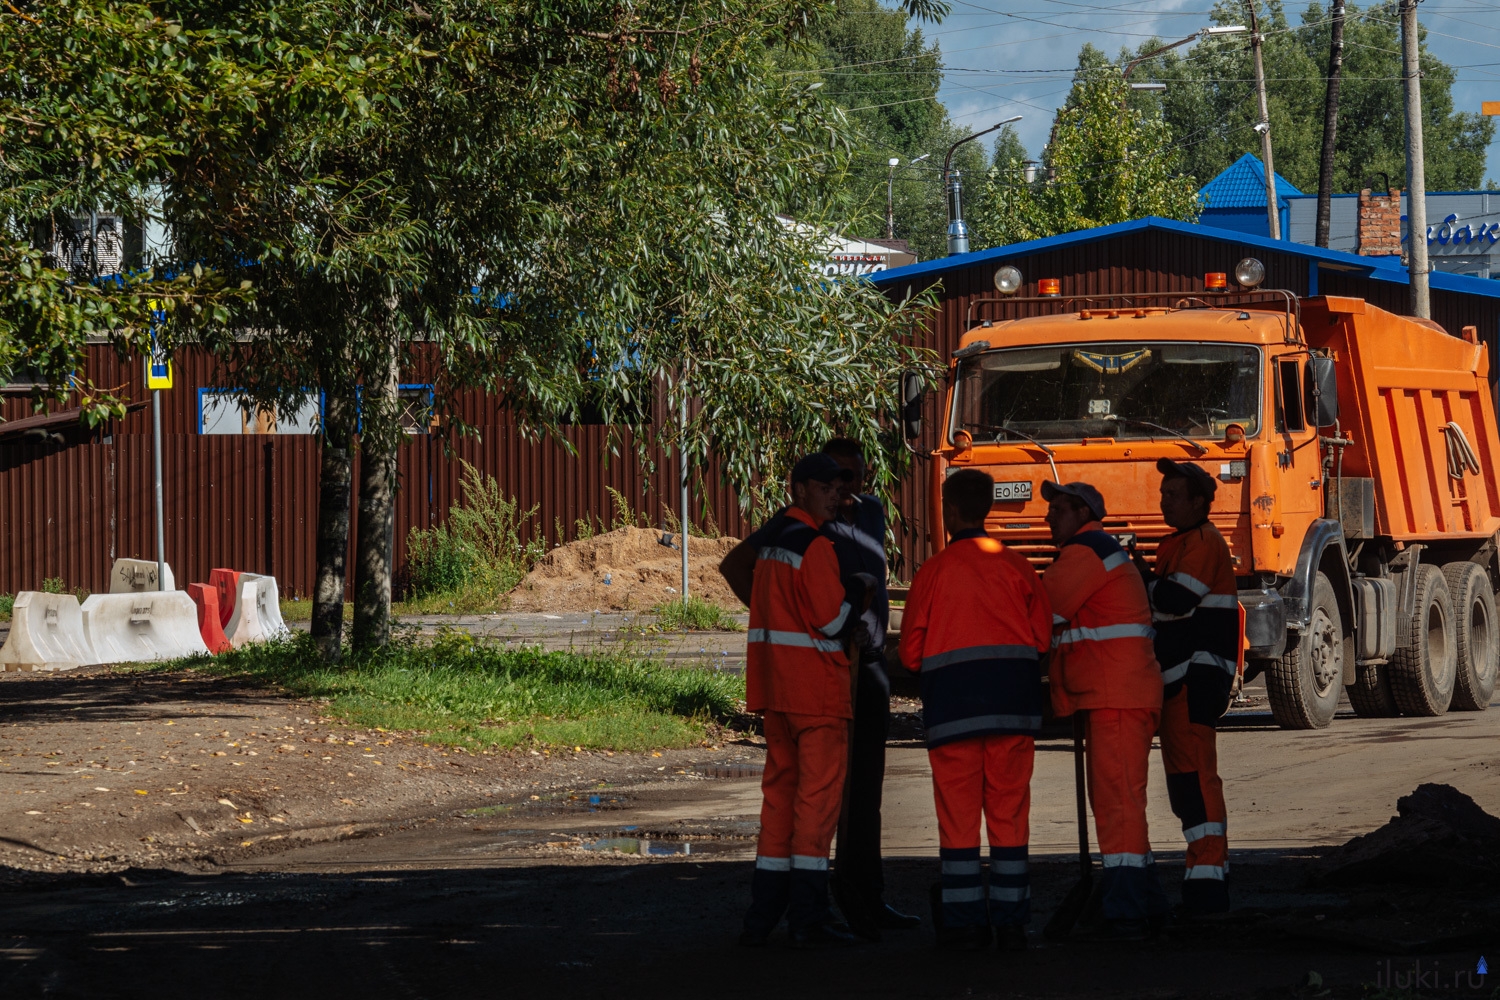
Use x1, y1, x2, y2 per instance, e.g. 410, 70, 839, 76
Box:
650, 596, 744, 632
162, 630, 744, 753
0, 593, 11, 622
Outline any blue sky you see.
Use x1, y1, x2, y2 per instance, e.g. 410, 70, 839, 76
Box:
896, 0, 1500, 187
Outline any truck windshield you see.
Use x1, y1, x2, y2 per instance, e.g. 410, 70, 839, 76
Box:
952, 342, 1261, 443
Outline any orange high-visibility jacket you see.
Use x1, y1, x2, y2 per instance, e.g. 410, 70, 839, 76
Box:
1150, 521, 1240, 705
746, 505, 854, 719
900, 529, 1053, 747
1042, 522, 1163, 716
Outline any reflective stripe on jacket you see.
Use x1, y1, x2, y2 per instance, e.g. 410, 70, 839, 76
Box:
1150, 520, 1240, 705
1041, 523, 1163, 715
746, 506, 854, 718
900, 530, 1053, 748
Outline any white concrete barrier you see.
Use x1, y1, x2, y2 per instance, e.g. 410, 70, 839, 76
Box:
0, 592, 96, 671
225, 574, 290, 648
80, 591, 210, 665
107, 558, 176, 594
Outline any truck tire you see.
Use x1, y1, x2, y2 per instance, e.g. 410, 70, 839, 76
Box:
1346, 659, 1399, 718
1389, 565, 1456, 716
1266, 572, 1345, 730
1443, 561, 1498, 711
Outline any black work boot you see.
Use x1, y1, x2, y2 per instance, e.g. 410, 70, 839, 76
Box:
788, 866, 857, 949
741, 865, 790, 946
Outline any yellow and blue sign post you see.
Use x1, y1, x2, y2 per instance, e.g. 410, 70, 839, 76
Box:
145, 300, 170, 588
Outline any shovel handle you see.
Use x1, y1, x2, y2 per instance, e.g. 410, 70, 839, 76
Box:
1072, 711, 1090, 877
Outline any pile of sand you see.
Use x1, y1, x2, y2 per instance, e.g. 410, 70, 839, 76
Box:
507, 526, 745, 613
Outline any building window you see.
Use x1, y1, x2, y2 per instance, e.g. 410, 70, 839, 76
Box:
397, 384, 435, 434
199, 390, 321, 435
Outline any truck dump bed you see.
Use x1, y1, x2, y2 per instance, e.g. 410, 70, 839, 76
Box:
1304, 296, 1500, 541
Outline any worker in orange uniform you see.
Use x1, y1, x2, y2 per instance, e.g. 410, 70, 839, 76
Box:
1141, 459, 1238, 916
740, 453, 873, 950
1040, 481, 1168, 941
900, 469, 1053, 952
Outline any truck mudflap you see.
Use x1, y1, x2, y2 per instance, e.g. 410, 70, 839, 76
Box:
1238, 588, 1287, 659
1279, 518, 1355, 635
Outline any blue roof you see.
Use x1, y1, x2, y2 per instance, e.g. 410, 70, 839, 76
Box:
868, 215, 1500, 301
1198, 153, 1302, 210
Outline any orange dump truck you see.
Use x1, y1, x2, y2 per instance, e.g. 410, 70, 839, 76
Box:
908, 261, 1500, 729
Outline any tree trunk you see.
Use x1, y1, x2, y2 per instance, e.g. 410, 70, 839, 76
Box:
1315, 0, 1345, 248
353, 346, 400, 651
311, 392, 355, 662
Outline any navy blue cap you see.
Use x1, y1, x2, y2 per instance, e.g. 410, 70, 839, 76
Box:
1157, 458, 1217, 501
791, 453, 855, 486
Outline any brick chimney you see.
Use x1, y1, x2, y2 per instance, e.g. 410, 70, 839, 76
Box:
1357, 187, 1403, 256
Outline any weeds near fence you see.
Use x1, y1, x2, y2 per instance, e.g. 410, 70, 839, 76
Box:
164, 630, 743, 752
404, 462, 543, 613
650, 596, 743, 632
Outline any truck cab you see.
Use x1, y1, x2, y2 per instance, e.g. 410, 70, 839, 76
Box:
911, 262, 1500, 729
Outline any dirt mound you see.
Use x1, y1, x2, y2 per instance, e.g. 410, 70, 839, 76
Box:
508, 526, 744, 613
1312, 783, 1500, 887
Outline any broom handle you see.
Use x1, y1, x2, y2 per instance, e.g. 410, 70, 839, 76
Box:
1072, 710, 1090, 877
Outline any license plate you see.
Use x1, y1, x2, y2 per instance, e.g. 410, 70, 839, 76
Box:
993, 481, 1032, 502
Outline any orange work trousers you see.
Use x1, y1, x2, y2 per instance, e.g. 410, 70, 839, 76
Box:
929, 735, 1033, 851
929, 735, 1034, 927
1159, 688, 1230, 911
1085, 707, 1167, 922
756, 711, 850, 866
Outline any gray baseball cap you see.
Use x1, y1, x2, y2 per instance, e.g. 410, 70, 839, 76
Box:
1041, 480, 1107, 521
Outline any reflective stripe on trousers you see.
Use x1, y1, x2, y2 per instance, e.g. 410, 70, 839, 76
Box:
1185, 864, 1225, 881
1101, 851, 1156, 869
1182, 821, 1226, 843
746, 628, 843, 652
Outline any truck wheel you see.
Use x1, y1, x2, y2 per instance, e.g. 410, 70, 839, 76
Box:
1266, 572, 1345, 730
1390, 565, 1456, 716
1443, 561, 1498, 711
1346, 659, 1399, 718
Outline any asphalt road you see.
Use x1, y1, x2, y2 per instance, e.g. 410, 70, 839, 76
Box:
4, 680, 1497, 999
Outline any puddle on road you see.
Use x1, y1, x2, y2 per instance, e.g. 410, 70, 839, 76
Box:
464, 791, 628, 819
693, 762, 763, 779
583, 837, 693, 856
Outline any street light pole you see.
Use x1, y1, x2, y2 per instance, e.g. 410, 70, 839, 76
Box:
1247, 2, 1281, 240
886, 157, 900, 240
1122, 24, 1245, 81
944, 115, 1021, 256
1401, 0, 1430, 318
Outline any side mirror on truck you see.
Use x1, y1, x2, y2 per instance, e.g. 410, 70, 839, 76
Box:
1306, 356, 1339, 427
901, 372, 925, 439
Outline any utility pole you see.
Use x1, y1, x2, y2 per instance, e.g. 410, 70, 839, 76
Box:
1401, 0, 1430, 318
886, 157, 899, 240
1315, 0, 1345, 248
944, 116, 1021, 256
1247, 2, 1281, 240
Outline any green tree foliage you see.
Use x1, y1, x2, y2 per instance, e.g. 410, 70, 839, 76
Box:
1122, 1, 1493, 193
5, 0, 939, 652
784, 0, 981, 260
971, 68, 1200, 247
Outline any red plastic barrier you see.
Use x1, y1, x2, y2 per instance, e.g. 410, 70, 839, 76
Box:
208, 569, 242, 628
188, 583, 233, 654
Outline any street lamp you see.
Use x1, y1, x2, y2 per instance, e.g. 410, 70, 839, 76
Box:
1122, 24, 1245, 80
944, 115, 1022, 256
885, 153, 930, 241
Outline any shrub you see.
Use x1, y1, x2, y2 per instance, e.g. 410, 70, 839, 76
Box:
651, 596, 743, 632
404, 462, 543, 608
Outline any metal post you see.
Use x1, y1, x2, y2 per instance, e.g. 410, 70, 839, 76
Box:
1248, 2, 1281, 240
1401, 0, 1430, 318
148, 358, 167, 590
679, 390, 689, 604
886, 158, 899, 240
1315, 0, 1346, 248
